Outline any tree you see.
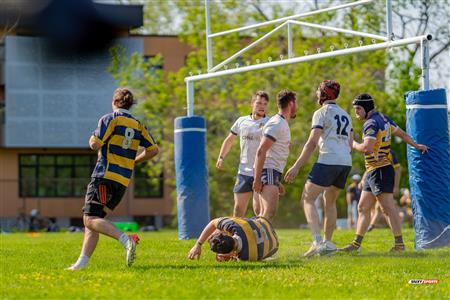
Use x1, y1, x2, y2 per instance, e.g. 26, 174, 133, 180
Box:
109, 0, 447, 226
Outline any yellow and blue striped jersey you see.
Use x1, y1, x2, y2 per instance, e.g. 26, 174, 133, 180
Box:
388, 149, 400, 169
214, 216, 279, 261
363, 112, 398, 171
91, 108, 157, 187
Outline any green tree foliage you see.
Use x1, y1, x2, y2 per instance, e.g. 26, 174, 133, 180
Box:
109, 0, 441, 226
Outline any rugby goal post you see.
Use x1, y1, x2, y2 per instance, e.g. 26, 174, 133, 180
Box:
175, 0, 449, 248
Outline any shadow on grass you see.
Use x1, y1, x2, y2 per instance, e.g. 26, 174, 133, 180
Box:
335, 250, 450, 259
134, 260, 309, 271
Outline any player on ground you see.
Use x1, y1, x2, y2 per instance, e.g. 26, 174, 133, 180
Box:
67, 88, 159, 271
187, 216, 278, 262
216, 91, 269, 217
284, 80, 353, 257
253, 89, 298, 221
339, 93, 428, 253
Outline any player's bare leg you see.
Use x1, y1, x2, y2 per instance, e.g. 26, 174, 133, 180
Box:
323, 186, 340, 241
377, 193, 405, 251
66, 226, 99, 271
339, 191, 376, 252
233, 192, 251, 217
259, 185, 279, 221
302, 182, 326, 257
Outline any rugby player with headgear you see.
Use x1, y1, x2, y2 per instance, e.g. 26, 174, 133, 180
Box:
339, 93, 428, 253
285, 80, 353, 257
187, 216, 278, 262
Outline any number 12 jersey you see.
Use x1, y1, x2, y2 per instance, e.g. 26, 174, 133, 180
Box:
311, 103, 353, 166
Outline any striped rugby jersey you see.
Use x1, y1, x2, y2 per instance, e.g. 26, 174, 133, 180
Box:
363, 112, 398, 171
91, 108, 157, 186
214, 216, 279, 261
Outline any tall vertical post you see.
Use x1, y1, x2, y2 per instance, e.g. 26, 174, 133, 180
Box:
287, 22, 294, 58
421, 39, 430, 90
186, 80, 194, 116
386, 0, 393, 40
205, 0, 213, 71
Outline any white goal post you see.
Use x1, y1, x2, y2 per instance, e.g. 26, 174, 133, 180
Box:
184, 0, 431, 116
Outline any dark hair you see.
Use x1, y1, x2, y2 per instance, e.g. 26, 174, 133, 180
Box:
113, 88, 134, 110
277, 89, 296, 109
252, 90, 269, 102
209, 233, 235, 254
352, 93, 375, 117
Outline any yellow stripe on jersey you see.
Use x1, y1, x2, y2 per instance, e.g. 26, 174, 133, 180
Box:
116, 115, 140, 130
232, 218, 258, 261
252, 219, 269, 258
258, 217, 279, 249
104, 170, 129, 186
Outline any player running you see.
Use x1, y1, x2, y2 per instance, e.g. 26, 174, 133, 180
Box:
66, 88, 159, 271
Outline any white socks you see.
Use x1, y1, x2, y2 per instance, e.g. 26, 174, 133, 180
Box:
313, 234, 322, 244
119, 233, 129, 248
67, 255, 89, 271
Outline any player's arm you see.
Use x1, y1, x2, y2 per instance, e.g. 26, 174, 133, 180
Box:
353, 137, 376, 154
253, 137, 274, 193
346, 189, 354, 205
284, 128, 321, 183
89, 136, 103, 151
392, 127, 428, 154
135, 146, 159, 164
136, 126, 159, 164
348, 130, 354, 154
90, 115, 115, 151
216, 133, 237, 169
187, 219, 219, 260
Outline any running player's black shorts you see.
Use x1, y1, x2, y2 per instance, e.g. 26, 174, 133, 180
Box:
362, 165, 395, 196
82, 178, 126, 218
233, 174, 254, 193
307, 163, 351, 189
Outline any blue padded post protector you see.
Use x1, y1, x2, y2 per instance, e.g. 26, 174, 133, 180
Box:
405, 88, 450, 249
174, 116, 210, 240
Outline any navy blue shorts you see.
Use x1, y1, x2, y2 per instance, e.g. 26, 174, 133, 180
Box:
307, 163, 351, 189
233, 174, 254, 193
261, 168, 281, 186
363, 165, 395, 196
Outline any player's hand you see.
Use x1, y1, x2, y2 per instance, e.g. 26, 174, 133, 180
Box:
278, 183, 286, 196
416, 144, 429, 154
253, 179, 263, 193
188, 244, 202, 260
284, 166, 299, 184
216, 157, 224, 169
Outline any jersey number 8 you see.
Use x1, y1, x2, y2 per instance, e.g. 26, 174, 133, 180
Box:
122, 128, 135, 149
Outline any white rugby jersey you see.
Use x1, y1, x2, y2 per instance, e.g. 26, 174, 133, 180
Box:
231, 115, 269, 176
311, 102, 352, 166
262, 114, 291, 173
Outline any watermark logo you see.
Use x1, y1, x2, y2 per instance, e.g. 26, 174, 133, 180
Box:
408, 279, 439, 284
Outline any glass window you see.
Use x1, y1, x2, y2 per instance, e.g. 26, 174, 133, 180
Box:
134, 162, 163, 198
19, 154, 96, 197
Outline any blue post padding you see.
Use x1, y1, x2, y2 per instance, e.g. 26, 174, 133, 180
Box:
174, 116, 210, 240
405, 88, 450, 249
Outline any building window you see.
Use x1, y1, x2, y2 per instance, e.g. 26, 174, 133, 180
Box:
19, 154, 97, 197
134, 163, 163, 198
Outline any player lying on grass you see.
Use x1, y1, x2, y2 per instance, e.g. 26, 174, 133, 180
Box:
188, 216, 278, 262
339, 93, 428, 253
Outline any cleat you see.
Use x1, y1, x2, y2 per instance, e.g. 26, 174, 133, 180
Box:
303, 241, 321, 258
338, 243, 361, 253
389, 244, 405, 253
318, 240, 337, 256
125, 234, 140, 267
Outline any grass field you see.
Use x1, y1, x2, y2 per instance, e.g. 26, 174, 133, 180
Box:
1, 228, 448, 299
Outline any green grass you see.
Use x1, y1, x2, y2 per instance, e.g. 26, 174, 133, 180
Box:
1, 229, 448, 299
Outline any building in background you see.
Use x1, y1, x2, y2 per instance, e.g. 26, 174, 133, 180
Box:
0, 1, 192, 230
